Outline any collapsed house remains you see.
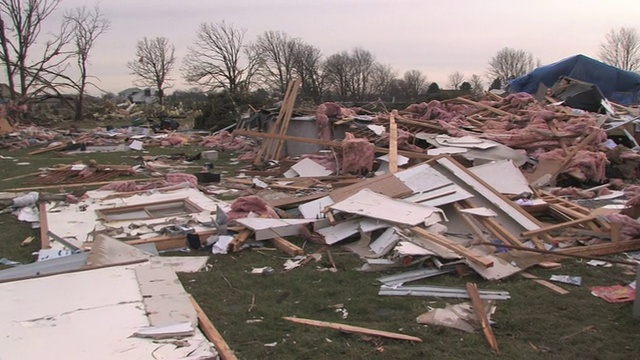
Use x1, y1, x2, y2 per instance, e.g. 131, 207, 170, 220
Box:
3, 69, 640, 357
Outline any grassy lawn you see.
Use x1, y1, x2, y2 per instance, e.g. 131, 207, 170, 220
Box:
2, 144, 640, 359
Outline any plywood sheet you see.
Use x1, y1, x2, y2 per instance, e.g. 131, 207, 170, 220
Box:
329, 173, 412, 202
470, 160, 531, 195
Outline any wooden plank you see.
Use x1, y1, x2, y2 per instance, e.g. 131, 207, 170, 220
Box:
39, 202, 51, 249
270, 236, 304, 256
274, 78, 302, 160
189, 295, 238, 360
266, 191, 329, 208
521, 216, 598, 238
456, 96, 519, 119
20, 236, 35, 247
389, 110, 398, 174
452, 202, 491, 245
282, 316, 422, 342
520, 272, 569, 295
7, 178, 151, 192
466, 282, 499, 353
610, 222, 621, 243
411, 226, 494, 268
229, 229, 253, 252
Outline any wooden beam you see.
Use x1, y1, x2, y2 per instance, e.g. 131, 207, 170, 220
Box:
229, 229, 253, 252
389, 110, 398, 174
189, 295, 238, 360
452, 202, 491, 244
456, 97, 519, 120
282, 316, 422, 342
520, 272, 569, 295
521, 216, 598, 238
38, 202, 50, 249
466, 282, 499, 353
270, 236, 304, 256
411, 226, 494, 268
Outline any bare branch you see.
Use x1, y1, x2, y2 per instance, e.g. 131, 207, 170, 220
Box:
599, 27, 640, 72
127, 36, 176, 105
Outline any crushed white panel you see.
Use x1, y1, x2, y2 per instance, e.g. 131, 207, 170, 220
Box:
289, 158, 333, 177
135, 264, 197, 327
369, 227, 400, 255
317, 218, 361, 245
459, 207, 498, 217
132, 322, 195, 339
0, 265, 216, 360
236, 218, 314, 240
329, 189, 443, 226
427, 147, 469, 155
469, 160, 532, 195
394, 163, 453, 193
435, 135, 497, 149
47, 187, 230, 243
298, 196, 334, 219
359, 219, 391, 233
403, 184, 473, 207
394, 241, 436, 256
150, 256, 209, 273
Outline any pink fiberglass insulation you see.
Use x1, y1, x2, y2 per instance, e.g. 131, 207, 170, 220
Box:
377, 128, 423, 153
301, 154, 338, 172
341, 132, 374, 174
161, 135, 185, 147
550, 187, 596, 199
200, 130, 252, 151
166, 173, 198, 187
535, 148, 609, 183
604, 213, 640, 240
226, 196, 280, 223
316, 102, 357, 141
99, 180, 172, 192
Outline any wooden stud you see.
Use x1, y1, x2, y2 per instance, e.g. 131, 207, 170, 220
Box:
38, 202, 51, 249
521, 216, 598, 238
229, 229, 253, 253
411, 226, 494, 268
389, 110, 398, 174
452, 202, 491, 245
466, 282, 499, 353
270, 236, 304, 256
189, 295, 238, 360
520, 272, 569, 295
283, 316, 422, 342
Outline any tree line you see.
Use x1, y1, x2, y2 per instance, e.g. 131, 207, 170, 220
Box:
1, 1, 639, 122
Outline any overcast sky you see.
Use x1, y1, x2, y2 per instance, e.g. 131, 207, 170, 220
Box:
31, 0, 640, 94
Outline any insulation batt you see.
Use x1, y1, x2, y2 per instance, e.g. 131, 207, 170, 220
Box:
341, 132, 374, 174
200, 130, 252, 151
226, 196, 280, 223
604, 213, 640, 240
315, 102, 357, 141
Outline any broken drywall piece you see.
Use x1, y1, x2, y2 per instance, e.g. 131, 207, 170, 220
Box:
369, 227, 400, 255
84, 234, 151, 268
403, 184, 473, 207
394, 163, 453, 193
298, 196, 334, 219
427, 147, 470, 155
469, 160, 532, 195
235, 218, 314, 240
317, 218, 361, 245
132, 322, 195, 339
416, 301, 496, 333
329, 189, 444, 226
393, 241, 436, 256
288, 158, 333, 177
128, 139, 144, 150
150, 256, 209, 273
211, 235, 234, 254
435, 135, 497, 149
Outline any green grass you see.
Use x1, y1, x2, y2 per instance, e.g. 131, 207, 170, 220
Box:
2, 145, 640, 359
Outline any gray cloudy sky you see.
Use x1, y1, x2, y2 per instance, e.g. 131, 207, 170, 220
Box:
38, 0, 640, 94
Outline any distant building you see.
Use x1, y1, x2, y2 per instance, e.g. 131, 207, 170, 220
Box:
117, 87, 159, 104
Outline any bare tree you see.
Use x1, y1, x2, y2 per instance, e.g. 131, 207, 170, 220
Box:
599, 27, 640, 72
182, 21, 261, 99
401, 69, 427, 99
292, 41, 323, 103
349, 47, 375, 100
255, 30, 297, 95
448, 71, 464, 90
369, 63, 397, 100
0, 0, 72, 101
323, 51, 351, 99
469, 74, 484, 94
127, 37, 175, 105
487, 47, 536, 85
65, 5, 110, 120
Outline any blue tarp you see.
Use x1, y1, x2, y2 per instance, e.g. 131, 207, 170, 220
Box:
507, 54, 640, 105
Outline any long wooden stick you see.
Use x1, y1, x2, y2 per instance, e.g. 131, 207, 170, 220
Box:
466, 282, 499, 353
479, 242, 636, 265
283, 316, 422, 342
189, 295, 238, 360
411, 226, 494, 268
389, 110, 398, 174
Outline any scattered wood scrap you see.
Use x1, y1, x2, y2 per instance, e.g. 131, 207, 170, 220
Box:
189, 295, 238, 360
282, 316, 422, 342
